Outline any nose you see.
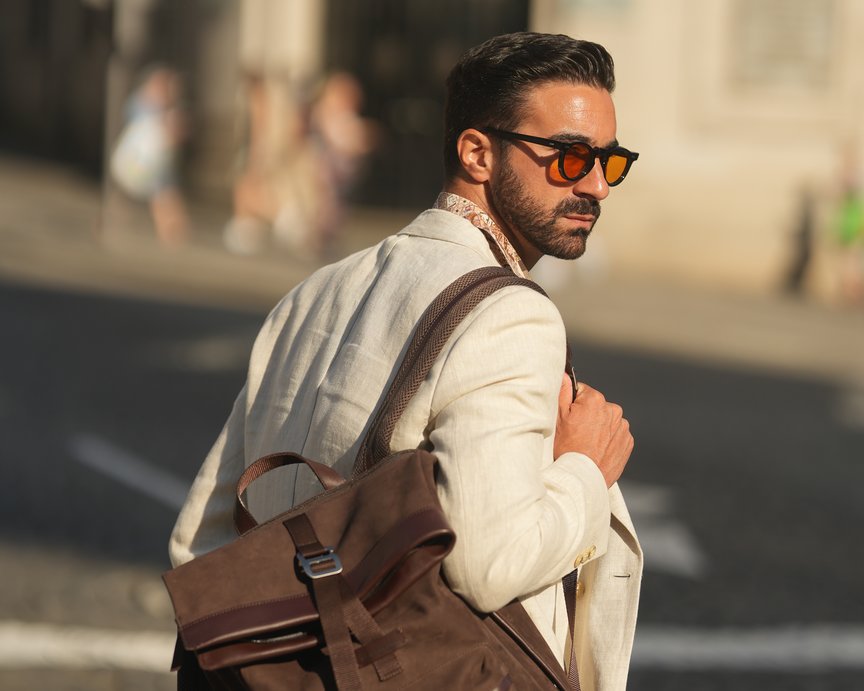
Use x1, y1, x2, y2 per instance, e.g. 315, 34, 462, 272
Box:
573, 158, 610, 201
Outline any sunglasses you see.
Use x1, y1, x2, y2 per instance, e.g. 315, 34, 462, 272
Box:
483, 128, 639, 186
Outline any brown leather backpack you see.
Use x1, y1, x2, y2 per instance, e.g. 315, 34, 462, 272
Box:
162, 267, 572, 689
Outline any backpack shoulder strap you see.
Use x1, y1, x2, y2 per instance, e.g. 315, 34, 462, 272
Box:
353, 266, 546, 475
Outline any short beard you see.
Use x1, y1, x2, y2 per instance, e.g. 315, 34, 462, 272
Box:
489, 158, 601, 260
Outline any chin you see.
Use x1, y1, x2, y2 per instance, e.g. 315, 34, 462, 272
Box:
545, 242, 586, 261
548, 232, 589, 260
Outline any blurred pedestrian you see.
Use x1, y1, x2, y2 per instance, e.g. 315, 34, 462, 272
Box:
109, 65, 189, 247
302, 71, 378, 254
782, 184, 815, 296
223, 71, 377, 258
223, 73, 313, 256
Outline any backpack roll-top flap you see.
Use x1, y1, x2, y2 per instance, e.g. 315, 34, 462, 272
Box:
163, 449, 454, 664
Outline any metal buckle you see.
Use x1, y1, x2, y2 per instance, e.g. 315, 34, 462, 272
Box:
297, 548, 343, 579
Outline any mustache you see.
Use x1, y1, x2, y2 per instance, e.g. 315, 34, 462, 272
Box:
555, 198, 601, 218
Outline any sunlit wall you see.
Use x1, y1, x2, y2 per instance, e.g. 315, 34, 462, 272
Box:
533, 0, 864, 299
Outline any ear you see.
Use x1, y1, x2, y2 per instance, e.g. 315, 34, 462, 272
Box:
456, 128, 495, 183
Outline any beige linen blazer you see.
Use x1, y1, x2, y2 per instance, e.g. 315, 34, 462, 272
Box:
170, 209, 642, 691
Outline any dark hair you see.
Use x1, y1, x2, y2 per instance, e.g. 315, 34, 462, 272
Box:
443, 32, 616, 178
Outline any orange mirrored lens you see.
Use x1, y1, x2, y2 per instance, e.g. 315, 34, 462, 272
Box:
561, 143, 592, 180
605, 154, 628, 184
549, 164, 567, 183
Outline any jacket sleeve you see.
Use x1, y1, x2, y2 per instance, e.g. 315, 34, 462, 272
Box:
168, 386, 248, 567
427, 286, 611, 612
168, 295, 296, 567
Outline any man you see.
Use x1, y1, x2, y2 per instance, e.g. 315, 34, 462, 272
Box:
170, 32, 642, 690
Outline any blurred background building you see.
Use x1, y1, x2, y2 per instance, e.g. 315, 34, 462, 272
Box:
1, 0, 863, 296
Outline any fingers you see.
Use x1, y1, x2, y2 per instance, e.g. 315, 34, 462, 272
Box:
604, 417, 634, 486
553, 377, 634, 485
572, 385, 623, 431
569, 382, 603, 406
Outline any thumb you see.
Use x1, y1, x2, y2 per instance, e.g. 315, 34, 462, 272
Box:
559, 373, 574, 409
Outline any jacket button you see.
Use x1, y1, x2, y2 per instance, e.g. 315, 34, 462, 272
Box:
576, 581, 585, 598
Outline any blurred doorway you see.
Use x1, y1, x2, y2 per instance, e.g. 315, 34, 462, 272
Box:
324, 0, 529, 208
0, 0, 113, 176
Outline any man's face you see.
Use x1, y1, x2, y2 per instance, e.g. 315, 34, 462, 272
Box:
487, 82, 618, 261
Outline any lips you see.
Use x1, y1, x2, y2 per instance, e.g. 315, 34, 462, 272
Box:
557, 198, 601, 221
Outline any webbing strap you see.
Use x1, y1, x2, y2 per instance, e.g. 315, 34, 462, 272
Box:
284, 514, 362, 690
283, 513, 403, 688
562, 569, 582, 690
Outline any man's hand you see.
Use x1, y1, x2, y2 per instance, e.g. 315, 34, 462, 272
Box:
554, 375, 633, 487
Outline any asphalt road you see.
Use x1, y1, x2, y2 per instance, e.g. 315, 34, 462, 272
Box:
2, 274, 863, 689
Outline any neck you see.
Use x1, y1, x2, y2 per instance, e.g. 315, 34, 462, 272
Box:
442, 178, 543, 269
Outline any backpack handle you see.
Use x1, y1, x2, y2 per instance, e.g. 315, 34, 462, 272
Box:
234, 452, 346, 534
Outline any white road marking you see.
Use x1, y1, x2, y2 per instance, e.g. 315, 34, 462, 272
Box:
634, 521, 707, 579
69, 434, 189, 510
0, 620, 175, 673
2, 620, 862, 672
620, 481, 708, 578
632, 625, 864, 670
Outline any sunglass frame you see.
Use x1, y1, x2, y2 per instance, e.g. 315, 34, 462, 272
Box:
482, 127, 639, 186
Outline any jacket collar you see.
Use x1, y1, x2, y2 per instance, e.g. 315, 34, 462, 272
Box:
398, 206, 531, 277
397, 208, 500, 259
